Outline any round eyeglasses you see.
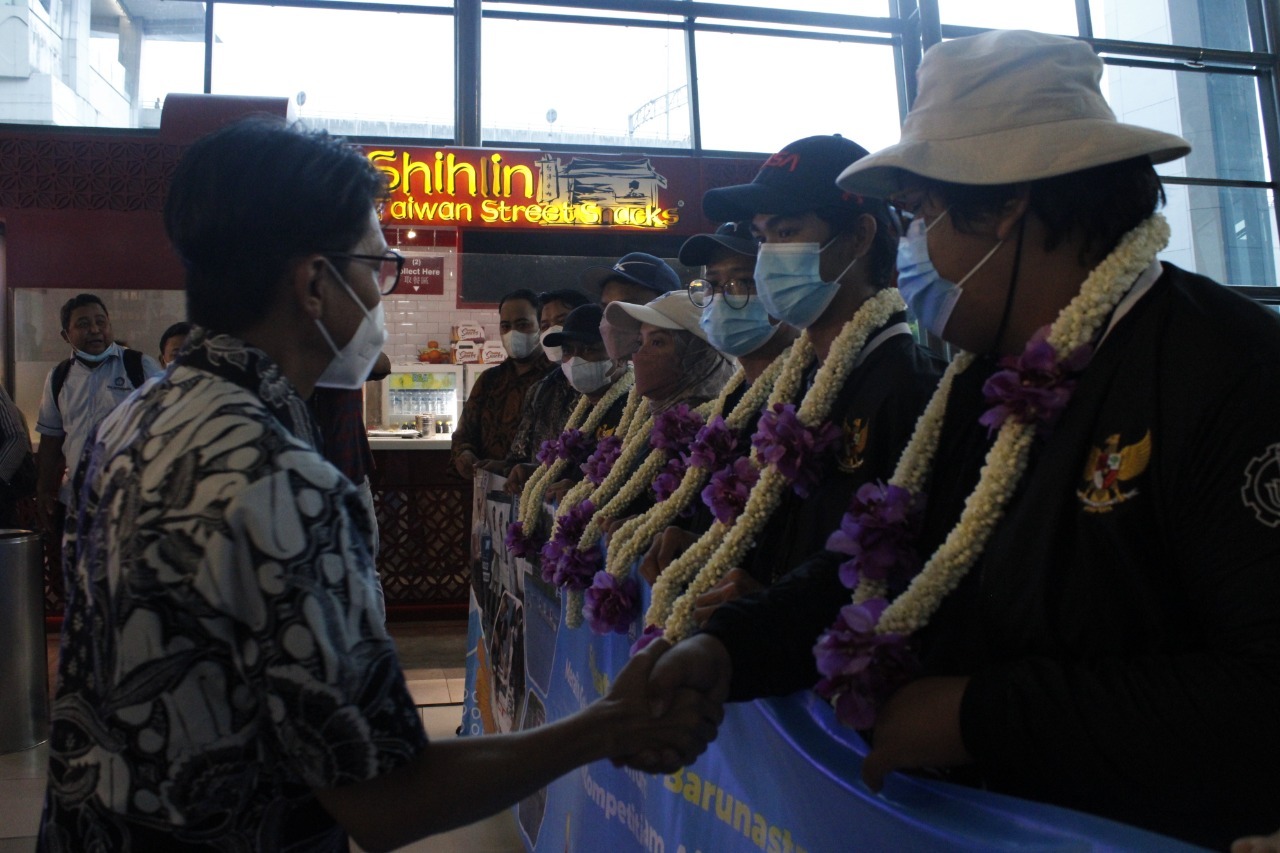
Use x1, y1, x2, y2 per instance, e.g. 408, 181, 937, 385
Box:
326, 250, 405, 295
688, 278, 753, 309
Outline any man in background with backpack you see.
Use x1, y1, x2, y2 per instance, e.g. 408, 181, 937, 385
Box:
35, 293, 162, 535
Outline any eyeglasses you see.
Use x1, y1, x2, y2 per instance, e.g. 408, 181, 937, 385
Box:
688, 278, 753, 309
326, 250, 405, 295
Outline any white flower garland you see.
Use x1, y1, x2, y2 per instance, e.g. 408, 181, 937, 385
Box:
864, 213, 1170, 636
516, 367, 634, 534
661, 288, 908, 641
603, 358, 785, 579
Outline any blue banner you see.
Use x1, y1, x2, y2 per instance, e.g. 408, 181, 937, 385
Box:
462, 487, 1207, 852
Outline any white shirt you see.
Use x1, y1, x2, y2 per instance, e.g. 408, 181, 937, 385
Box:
35, 344, 163, 502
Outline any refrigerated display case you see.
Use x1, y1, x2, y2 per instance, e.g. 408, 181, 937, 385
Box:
382, 364, 463, 430
463, 363, 497, 402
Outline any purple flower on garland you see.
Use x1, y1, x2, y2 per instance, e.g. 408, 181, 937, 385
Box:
539, 500, 598, 589
979, 326, 1093, 436
751, 403, 843, 498
813, 599, 919, 730
701, 457, 760, 524
583, 570, 641, 635
651, 456, 689, 502
505, 520, 544, 560
556, 428, 594, 466
535, 437, 559, 467
826, 481, 922, 590
629, 624, 665, 656
689, 416, 739, 471
581, 434, 623, 485
650, 403, 706, 454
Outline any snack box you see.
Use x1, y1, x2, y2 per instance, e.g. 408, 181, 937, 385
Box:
452, 340, 481, 363
452, 323, 485, 342
480, 341, 507, 364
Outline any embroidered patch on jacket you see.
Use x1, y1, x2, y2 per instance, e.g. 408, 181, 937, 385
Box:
836, 417, 869, 473
1241, 443, 1280, 528
1077, 430, 1151, 513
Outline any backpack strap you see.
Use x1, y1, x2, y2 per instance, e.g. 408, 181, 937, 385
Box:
50, 358, 74, 414
122, 348, 146, 389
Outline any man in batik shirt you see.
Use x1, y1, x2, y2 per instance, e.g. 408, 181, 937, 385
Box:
39, 118, 721, 853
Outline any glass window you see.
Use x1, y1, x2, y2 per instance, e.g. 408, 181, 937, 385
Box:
696, 0, 892, 16
1099, 65, 1268, 182
695, 32, 901, 155
1159, 183, 1278, 287
481, 19, 690, 148
937, 0, 1080, 35
211, 4, 454, 139
1090, 0, 1260, 51
485, 2, 681, 23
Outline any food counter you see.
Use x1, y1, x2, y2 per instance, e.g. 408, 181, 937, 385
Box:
368, 430, 471, 620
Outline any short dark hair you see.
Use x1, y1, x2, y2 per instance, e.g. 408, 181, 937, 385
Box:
537, 289, 590, 313
159, 321, 193, 354
60, 293, 108, 331
164, 117, 387, 335
498, 289, 540, 313
918, 156, 1164, 265
814, 200, 898, 290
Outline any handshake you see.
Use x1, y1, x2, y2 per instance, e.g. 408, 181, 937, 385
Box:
587, 635, 734, 774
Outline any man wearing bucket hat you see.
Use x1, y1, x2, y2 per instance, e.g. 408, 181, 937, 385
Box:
646, 29, 1280, 849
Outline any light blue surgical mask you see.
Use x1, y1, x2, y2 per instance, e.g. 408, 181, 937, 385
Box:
699, 294, 777, 357
754, 240, 858, 329
897, 209, 1003, 339
73, 342, 118, 364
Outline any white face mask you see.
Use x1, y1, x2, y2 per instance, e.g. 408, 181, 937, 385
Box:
73, 341, 118, 364
561, 356, 611, 394
540, 326, 564, 363
315, 261, 388, 389
502, 329, 541, 360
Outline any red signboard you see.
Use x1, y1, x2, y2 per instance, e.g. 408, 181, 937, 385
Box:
400, 252, 445, 296
363, 145, 760, 237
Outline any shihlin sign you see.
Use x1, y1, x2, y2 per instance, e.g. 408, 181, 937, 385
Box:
365, 147, 684, 230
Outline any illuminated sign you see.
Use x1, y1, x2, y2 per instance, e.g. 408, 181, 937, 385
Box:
365, 146, 731, 234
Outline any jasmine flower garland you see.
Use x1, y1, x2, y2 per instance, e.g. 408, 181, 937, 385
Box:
663, 287, 909, 643
509, 368, 635, 556
642, 335, 816, 636
814, 213, 1171, 729
604, 358, 783, 582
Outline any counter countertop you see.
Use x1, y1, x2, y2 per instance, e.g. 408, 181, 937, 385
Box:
367, 434, 453, 450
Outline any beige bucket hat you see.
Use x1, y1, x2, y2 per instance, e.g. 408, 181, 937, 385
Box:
836, 29, 1192, 197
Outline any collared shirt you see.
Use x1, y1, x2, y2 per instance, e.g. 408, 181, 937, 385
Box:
0, 385, 31, 483
451, 355, 553, 466
310, 386, 374, 484
39, 331, 426, 852
35, 344, 163, 502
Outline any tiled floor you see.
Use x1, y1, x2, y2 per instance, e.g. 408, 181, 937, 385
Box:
0, 620, 523, 853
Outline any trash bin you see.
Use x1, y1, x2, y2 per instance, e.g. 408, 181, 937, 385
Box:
0, 529, 49, 754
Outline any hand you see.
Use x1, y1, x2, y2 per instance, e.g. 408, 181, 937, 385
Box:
638, 526, 698, 585
453, 451, 478, 480
1234, 829, 1280, 853
862, 676, 972, 792
600, 515, 633, 537
598, 640, 724, 773
691, 567, 762, 626
504, 464, 537, 495
612, 635, 731, 772
544, 479, 572, 505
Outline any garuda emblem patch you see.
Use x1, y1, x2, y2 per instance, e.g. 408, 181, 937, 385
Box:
1077, 430, 1151, 513
837, 417, 869, 472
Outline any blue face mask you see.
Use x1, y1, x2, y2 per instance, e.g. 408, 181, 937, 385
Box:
73, 341, 117, 364
897, 210, 1003, 339
699, 294, 777, 357
754, 240, 858, 329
